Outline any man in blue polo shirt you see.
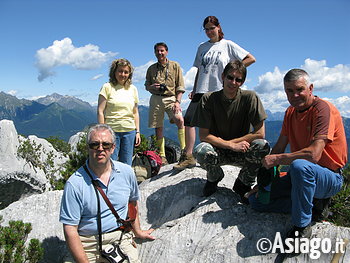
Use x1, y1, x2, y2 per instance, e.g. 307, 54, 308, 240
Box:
60, 124, 155, 262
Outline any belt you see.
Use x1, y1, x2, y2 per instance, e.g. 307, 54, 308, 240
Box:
107, 226, 123, 233
152, 93, 173, 97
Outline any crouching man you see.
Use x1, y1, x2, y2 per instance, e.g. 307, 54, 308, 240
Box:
249, 69, 347, 249
60, 124, 155, 263
192, 60, 270, 200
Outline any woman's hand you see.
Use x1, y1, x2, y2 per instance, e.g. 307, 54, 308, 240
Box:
135, 132, 141, 147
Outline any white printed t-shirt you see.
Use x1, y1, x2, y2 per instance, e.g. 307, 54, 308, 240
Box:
193, 39, 249, 94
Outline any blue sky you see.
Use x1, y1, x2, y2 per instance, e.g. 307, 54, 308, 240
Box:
1, 0, 349, 117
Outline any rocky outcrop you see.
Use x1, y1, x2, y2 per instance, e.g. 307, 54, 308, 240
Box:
0, 163, 349, 262
0, 120, 68, 209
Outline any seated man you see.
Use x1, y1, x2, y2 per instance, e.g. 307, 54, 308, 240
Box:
60, 124, 155, 262
250, 69, 347, 243
192, 60, 270, 199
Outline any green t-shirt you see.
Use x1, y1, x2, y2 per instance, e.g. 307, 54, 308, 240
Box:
191, 89, 267, 140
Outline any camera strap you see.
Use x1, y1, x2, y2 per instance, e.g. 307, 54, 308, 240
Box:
83, 164, 130, 254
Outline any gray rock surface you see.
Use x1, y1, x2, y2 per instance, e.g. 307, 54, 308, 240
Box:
68, 131, 86, 153
0, 163, 349, 263
0, 120, 68, 209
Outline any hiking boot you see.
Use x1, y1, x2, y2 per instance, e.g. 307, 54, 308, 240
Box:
173, 152, 196, 170
161, 156, 168, 165
203, 180, 219, 197
232, 178, 251, 204
284, 225, 312, 255
312, 197, 331, 222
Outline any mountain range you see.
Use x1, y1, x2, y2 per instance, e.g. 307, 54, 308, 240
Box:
0, 92, 349, 156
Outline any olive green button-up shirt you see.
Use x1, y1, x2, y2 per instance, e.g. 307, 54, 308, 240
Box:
145, 60, 185, 96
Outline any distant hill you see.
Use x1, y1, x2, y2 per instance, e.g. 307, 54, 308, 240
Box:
0, 92, 96, 140
0, 92, 349, 159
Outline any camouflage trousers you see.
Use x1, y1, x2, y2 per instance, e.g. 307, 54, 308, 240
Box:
193, 139, 271, 186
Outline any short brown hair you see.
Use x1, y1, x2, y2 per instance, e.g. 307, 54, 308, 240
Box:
154, 42, 168, 52
222, 60, 247, 82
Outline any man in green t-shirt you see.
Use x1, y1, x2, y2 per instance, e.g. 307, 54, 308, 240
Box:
192, 60, 270, 201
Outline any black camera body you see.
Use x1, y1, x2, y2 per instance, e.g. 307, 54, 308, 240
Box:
159, 84, 167, 92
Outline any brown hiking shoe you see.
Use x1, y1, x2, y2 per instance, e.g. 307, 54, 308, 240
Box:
161, 156, 168, 165
173, 153, 196, 170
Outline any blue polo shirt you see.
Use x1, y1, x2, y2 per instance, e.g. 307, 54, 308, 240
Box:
59, 160, 139, 236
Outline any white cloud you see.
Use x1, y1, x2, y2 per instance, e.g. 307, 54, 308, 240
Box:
254, 59, 350, 117
7, 90, 17, 96
184, 66, 197, 91
303, 59, 350, 93
91, 74, 103, 80
27, 95, 46, 101
35, 37, 117, 81
133, 61, 155, 83
254, 67, 285, 94
323, 96, 350, 118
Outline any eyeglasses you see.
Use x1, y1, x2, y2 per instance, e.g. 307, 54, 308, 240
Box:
226, 75, 244, 83
88, 141, 114, 150
204, 26, 216, 32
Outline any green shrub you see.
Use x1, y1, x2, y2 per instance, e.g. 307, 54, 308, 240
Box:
54, 133, 88, 190
0, 218, 44, 263
17, 138, 58, 190
134, 134, 157, 153
328, 164, 350, 227
46, 136, 71, 155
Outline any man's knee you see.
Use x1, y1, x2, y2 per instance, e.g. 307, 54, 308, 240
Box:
289, 159, 314, 182
250, 139, 270, 154
194, 142, 216, 164
174, 115, 184, 128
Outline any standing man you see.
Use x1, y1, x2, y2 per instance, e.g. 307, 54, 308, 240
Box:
145, 42, 185, 164
192, 60, 270, 200
250, 69, 347, 243
60, 124, 155, 263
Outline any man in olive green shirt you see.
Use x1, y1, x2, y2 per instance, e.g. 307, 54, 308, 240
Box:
145, 42, 185, 164
192, 60, 270, 200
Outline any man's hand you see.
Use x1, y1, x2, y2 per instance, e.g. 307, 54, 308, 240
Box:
134, 228, 156, 240
227, 140, 250, 152
172, 102, 182, 114
262, 154, 278, 169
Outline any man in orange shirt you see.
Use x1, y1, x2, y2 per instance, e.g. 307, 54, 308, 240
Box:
250, 69, 347, 247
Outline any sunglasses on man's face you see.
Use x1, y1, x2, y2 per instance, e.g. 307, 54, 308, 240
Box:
88, 141, 114, 150
226, 75, 243, 83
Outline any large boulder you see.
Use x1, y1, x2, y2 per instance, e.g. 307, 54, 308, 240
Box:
0, 163, 349, 263
137, 165, 350, 263
0, 120, 68, 209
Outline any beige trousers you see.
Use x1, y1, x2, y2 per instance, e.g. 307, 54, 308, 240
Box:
64, 230, 140, 263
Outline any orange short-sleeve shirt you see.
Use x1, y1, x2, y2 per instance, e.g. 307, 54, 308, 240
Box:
281, 97, 347, 171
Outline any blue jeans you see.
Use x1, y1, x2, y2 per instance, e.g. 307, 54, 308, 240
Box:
249, 159, 343, 227
111, 130, 136, 166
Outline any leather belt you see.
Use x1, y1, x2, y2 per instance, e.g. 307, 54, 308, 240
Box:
152, 93, 173, 97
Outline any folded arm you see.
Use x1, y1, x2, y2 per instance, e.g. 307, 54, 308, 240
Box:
199, 121, 265, 152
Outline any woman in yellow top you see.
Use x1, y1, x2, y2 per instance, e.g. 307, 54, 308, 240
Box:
97, 58, 141, 165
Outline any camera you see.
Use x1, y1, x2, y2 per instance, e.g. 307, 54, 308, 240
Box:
101, 244, 128, 263
159, 84, 167, 92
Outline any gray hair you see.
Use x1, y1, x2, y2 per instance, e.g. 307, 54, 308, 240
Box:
86, 124, 116, 144
284, 69, 310, 86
